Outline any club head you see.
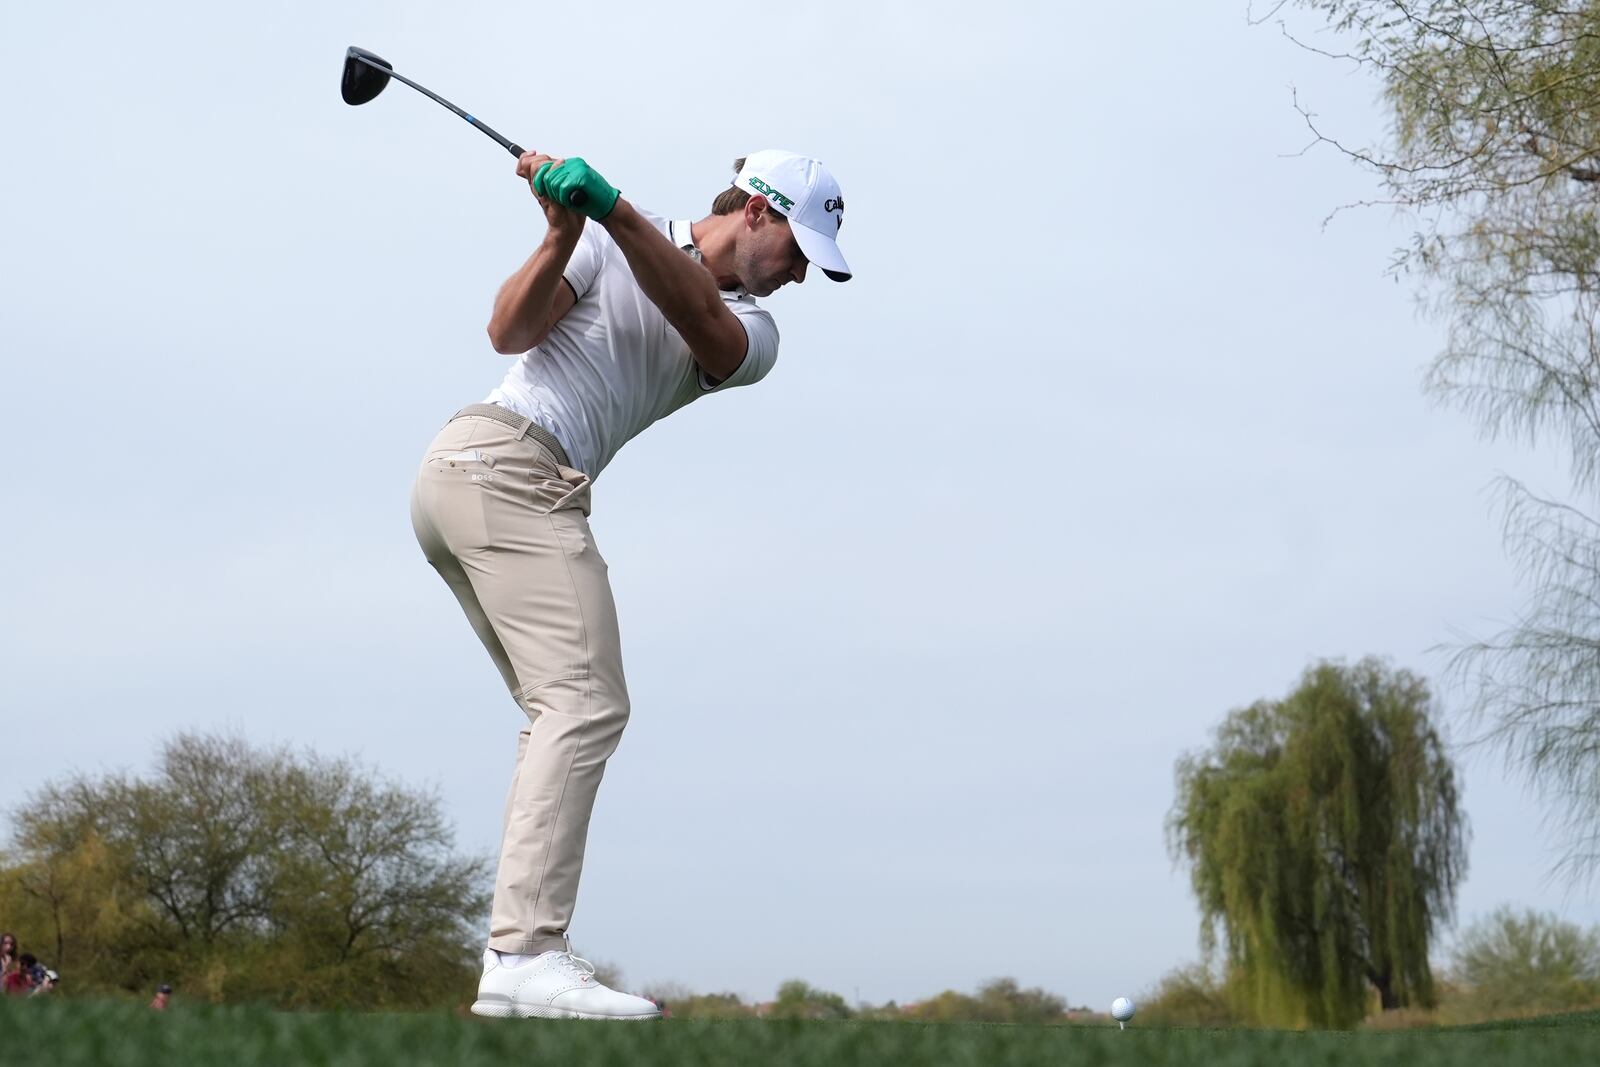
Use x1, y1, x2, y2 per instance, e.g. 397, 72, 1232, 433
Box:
341, 46, 392, 106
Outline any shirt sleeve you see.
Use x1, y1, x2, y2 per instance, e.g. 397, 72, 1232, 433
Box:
561, 224, 606, 301
698, 301, 780, 392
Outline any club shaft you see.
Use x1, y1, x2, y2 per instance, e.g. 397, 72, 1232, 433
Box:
356, 55, 521, 158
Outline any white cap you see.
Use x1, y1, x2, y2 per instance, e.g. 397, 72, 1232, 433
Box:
733, 150, 851, 282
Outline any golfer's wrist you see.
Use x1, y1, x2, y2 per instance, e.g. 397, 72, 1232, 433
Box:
541, 223, 583, 253
598, 197, 638, 234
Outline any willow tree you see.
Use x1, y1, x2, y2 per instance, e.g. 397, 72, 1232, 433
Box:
1268, 0, 1600, 877
1168, 660, 1468, 1028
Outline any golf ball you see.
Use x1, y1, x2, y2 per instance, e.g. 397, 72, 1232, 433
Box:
1110, 996, 1135, 1022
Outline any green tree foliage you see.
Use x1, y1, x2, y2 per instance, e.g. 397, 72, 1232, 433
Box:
642, 977, 1069, 1023
767, 979, 855, 1020
641, 984, 758, 1019
0, 733, 490, 1009
899, 978, 1066, 1024
1, 813, 146, 984
1450, 906, 1600, 1019
1139, 962, 1238, 1028
1168, 659, 1468, 1028
1275, 0, 1600, 877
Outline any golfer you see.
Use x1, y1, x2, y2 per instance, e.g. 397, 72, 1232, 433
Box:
410, 150, 850, 1019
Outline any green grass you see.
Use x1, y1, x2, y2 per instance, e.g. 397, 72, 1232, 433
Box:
6, 999, 1600, 1066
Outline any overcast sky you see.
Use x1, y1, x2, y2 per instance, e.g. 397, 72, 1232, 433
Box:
3, 0, 1595, 1009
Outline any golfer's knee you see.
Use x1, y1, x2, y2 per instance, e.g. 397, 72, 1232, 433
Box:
595, 684, 630, 737
517, 676, 628, 732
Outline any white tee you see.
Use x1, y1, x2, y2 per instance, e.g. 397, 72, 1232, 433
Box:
484, 210, 780, 478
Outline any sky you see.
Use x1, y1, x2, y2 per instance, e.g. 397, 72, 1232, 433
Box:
3, 0, 1596, 1010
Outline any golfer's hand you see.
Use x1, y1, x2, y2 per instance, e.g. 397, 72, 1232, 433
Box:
533, 157, 620, 221
517, 152, 584, 237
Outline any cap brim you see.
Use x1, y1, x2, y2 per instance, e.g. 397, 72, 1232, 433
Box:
791, 220, 851, 282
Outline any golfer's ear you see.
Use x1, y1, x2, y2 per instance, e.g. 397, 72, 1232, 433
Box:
743, 195, 772, 228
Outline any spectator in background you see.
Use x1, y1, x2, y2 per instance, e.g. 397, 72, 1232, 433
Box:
3, 954, 37, 996
30, 970, 58, 997
150, 983, 172, 1010
0, 933, 16, 977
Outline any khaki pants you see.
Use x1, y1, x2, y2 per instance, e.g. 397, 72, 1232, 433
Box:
409, 408, 629, 955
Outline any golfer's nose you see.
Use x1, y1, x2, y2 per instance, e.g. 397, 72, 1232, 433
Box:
792, 260, 808, 284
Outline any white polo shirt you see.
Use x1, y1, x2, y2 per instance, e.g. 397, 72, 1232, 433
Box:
484, 210, 780, 478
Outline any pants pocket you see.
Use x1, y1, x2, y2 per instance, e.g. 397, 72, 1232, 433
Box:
544, 465, 593, 516
427, 449, 498, 476
415, 451, 499, 553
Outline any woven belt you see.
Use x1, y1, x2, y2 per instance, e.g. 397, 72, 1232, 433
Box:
451, 403, 572, 470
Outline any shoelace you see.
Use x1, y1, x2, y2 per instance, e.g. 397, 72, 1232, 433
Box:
553, 949, 597, 984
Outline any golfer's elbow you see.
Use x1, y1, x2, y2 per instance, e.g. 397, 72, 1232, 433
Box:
487, 320, 534, 355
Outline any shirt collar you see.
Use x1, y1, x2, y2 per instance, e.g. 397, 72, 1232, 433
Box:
673, 218, 748, 297
669, 219, 697, 253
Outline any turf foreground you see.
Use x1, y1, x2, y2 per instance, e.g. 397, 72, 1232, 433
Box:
7, 999, 1600, 1066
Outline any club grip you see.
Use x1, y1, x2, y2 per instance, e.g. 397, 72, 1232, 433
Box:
568, 190, 588, 209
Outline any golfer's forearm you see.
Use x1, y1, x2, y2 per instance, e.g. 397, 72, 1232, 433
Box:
488, 231, 580, 354
601, 200, 723, 334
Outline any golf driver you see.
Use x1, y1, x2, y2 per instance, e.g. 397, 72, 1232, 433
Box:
340, 46, 587, 208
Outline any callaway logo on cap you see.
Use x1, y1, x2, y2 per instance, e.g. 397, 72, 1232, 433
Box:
734, 150, 852, 282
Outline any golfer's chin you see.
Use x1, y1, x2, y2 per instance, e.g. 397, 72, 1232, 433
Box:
749, 280, 784, 298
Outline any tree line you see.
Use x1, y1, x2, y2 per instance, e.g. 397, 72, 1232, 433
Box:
1141, 906, 1600, 1028
3, 719, 1593, 1029
647, 977, 1075, 1023
0, 733, 1086, 1021
0, 733, 488, 1010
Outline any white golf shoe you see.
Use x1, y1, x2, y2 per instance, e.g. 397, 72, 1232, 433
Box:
470, 948, 662, 1020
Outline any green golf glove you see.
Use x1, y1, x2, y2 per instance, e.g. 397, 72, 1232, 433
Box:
534, 158, 620, 220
